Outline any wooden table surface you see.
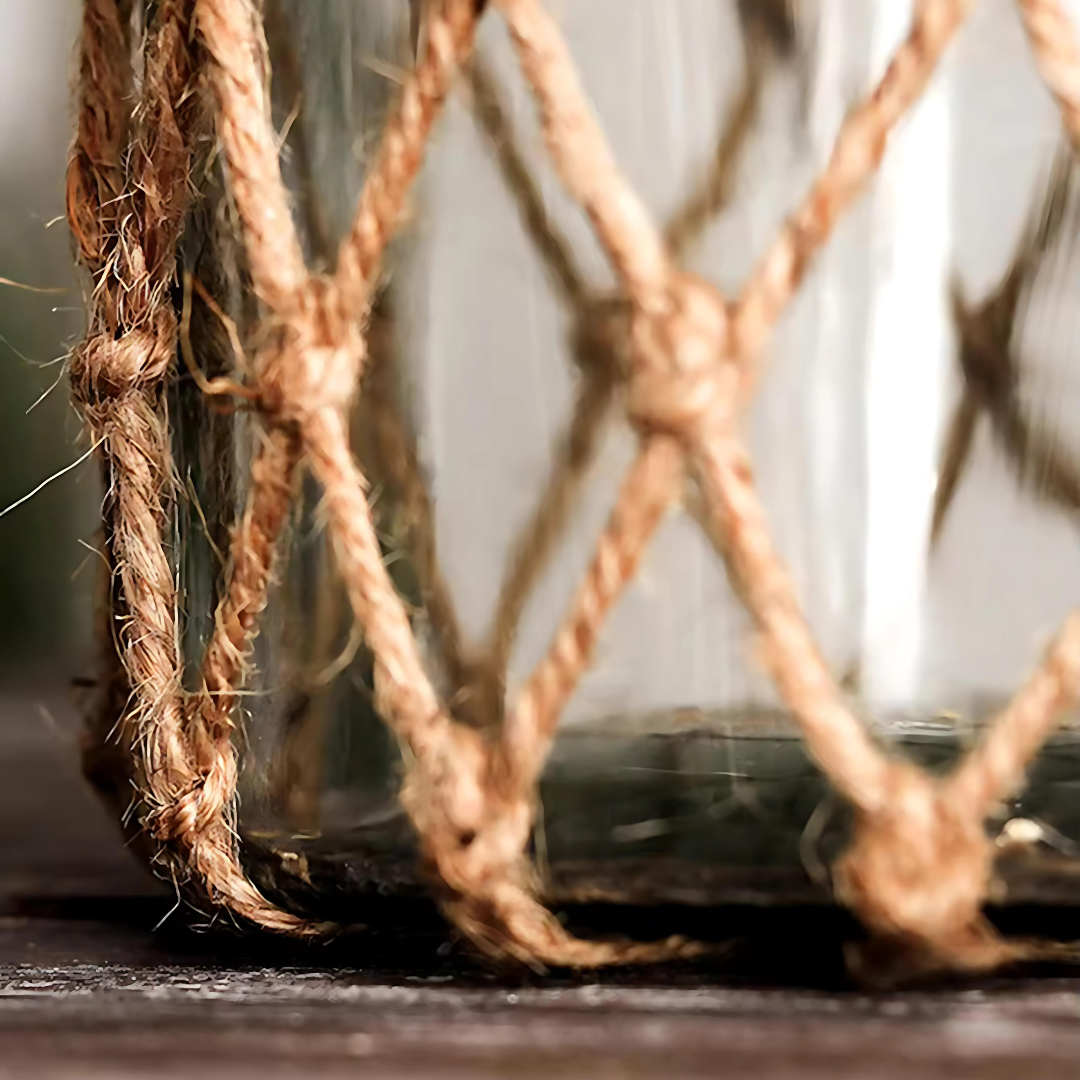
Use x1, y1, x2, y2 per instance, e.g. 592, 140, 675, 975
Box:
4, 686, 1080, 1078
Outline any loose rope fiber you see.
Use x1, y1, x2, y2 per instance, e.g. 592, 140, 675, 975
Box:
68, 0, 1080, 978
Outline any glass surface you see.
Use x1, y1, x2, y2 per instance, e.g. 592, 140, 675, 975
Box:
173, 0, 1080, 911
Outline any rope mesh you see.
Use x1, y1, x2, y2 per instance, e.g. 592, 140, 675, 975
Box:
67, 0, 1080, 978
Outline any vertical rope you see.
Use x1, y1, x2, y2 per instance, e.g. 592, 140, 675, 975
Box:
69, 0, 308, 928
69, 0, 193, 852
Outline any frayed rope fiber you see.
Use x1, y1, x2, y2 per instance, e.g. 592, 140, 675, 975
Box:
68, 0, 1080, 978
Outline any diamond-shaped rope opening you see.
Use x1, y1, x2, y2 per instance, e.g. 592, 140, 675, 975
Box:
68, 0, 1080, 979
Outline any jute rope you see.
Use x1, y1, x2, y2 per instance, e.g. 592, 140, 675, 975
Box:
69, 0, 1080, 977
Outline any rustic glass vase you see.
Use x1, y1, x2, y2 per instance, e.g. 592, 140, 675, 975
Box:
173, 0, 1080, 916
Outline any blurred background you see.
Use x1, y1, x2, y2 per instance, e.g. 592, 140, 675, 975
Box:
0, 0, 92, 677
0, 0, 154, 904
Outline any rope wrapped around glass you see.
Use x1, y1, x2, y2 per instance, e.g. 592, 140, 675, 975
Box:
69, 0, 1080, 984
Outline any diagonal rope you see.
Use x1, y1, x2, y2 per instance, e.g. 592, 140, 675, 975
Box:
463, 33, 764, 731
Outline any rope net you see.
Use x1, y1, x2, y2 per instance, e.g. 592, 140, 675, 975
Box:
66, 0, 1080, 979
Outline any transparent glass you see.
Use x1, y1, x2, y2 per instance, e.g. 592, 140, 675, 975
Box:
174, 0, 1080, 912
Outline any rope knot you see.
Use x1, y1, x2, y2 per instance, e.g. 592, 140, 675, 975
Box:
832, 762, 1011, 978
71, 309, 177, 411
401, 718, 535, 912
624, 273, 735, 440
257, 278, 364, 422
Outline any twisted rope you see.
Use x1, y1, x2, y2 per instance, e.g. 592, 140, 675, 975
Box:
65, 0, 277, 925
72, 0, 1080, 975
